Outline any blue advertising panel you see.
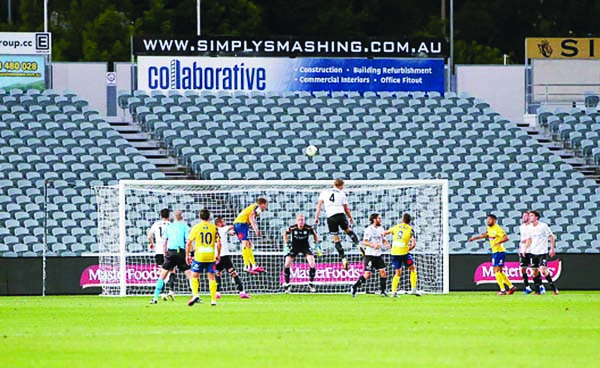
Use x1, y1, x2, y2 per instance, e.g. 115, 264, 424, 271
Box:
0, 54, 45, 90
138, 57, 444, 93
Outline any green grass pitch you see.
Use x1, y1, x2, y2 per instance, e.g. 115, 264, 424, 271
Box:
2, 292, 599, 367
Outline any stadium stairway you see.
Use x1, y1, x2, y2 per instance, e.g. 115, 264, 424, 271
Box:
106, 117, 195, 179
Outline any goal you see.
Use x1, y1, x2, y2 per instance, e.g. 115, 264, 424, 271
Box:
94, 180, 449, 296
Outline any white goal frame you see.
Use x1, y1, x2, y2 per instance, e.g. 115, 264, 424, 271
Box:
102, 179, 449, 296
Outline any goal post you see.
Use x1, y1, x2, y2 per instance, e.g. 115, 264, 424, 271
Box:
94, 180, 449, 296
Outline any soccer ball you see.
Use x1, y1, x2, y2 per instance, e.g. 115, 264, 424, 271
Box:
305, 145, 318, 157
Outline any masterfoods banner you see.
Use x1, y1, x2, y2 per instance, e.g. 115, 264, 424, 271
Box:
0, 32, 51, 55
138, 56, 445, 93
474, 259, 562, 285
134, 36, 449, 58
279, 262, 364, 285
0, 54, 45, 90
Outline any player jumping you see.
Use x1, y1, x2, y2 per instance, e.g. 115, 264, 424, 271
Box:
522, 210, 558, 295
233, 197, 268, 274
186, 209, 221, 306
147, 208, 175, 301
468, 214, 517, 296
351, 213, 390, 297
149, 210, 192, 304
518, 212, 534, 294
313, 178, 360, 270
283, 214, 319, 293
387, 213, 421, 297
214, 217, 250, 299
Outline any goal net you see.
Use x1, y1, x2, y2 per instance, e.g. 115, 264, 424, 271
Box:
94, 180, 449, 296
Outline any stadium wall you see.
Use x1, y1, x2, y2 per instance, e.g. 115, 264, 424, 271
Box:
1, 254, 599, 295
51, 62, 108, 115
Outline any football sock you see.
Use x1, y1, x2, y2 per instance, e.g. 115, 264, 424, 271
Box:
502, 273, 513, 288
392, 274, 400, 293
209, 279, 217, 302
379, 276, 387, 293
334, 242, 345, 258
248, 247, 256, 267
533, 274, 543, 292
495, 272, 505, 291
353, 275, 366, 289
347, 231, 359, 244
215, 275, 222, 292
153, 278, 165, 301
410, 270, 417, 290
284, 267, 291, 284
233, 275, 244, 292
167, 272, 176, 291
242, 247, 250, 267
522, 271, 529, 287
191, 277, 199, 297
309, 267, 316, 283
545, 274, 557, 292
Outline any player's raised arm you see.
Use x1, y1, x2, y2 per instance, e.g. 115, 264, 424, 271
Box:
314, 198, 323, 224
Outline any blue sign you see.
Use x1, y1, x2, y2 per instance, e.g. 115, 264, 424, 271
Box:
139, 57, 445, 93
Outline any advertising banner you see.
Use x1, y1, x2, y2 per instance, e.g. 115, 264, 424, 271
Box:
138, 56, 444, 93
0, 54, 45, 90
80, 264, 161, 288
526, 38, 600, 59
474, 259, 562, 285
0, 32, 51, 55
279, 262, 364, 285
134, 36, 449, 58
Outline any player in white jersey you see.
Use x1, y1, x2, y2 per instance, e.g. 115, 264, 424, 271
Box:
351, 213, 390, 298
518, 212, 534, 294
313, 178, 360, 270
523, 210, 558, 295
214, 217, 250, 299
147, 208, 175, 300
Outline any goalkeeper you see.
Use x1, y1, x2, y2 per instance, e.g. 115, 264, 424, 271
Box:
283, 214, 319, 293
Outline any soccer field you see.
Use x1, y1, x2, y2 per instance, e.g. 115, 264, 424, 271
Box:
2, 292, 599, 368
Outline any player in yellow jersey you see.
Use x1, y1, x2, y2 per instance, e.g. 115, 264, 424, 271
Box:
186, 209, 221, 306
468, 213, 517, 295
386, 213, 420, 297
233, 197, 268, 274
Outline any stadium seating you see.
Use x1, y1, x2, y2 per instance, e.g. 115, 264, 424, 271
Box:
118, 90, 600, 254
0, 88, 165, 257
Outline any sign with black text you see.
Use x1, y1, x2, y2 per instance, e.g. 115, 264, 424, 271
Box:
526, 37, 600, 59
0, 32, 51, 55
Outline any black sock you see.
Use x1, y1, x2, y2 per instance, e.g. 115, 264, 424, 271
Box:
284, 267, 291, 284
353, 275, 366, 289
309, 267, 316, 283
215, 275, 222, 292
522, 271, 529, 287
347, 231, 359, 244
233, 275, 244, 292
335, 242, 345, 258
545, 275, 557, 292
380, 276, 387, 293
533, 274, 543, 292
167, 273, 176, 291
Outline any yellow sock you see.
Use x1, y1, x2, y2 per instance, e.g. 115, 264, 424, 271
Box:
191, 277, 199, 297
410, 270, 417, 290
209, 279, 217, 302
248, 247, 256, 266
242, 247, 249, 267
502, 273, 513, 288
392, 275, 400, 293
495, 272, 505, 291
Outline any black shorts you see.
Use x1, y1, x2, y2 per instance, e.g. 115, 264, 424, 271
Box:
287, 244, 313, 258
154, 254, 165, 266
216, 255, 235, 272
162, 250, 190, 272
519, 253, 533, 268
327, 213, 349, 234
531, 254, 548, 269
364, 255, 386, 271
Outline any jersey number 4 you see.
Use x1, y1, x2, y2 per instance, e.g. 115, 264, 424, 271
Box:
329, 193, 335, 202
